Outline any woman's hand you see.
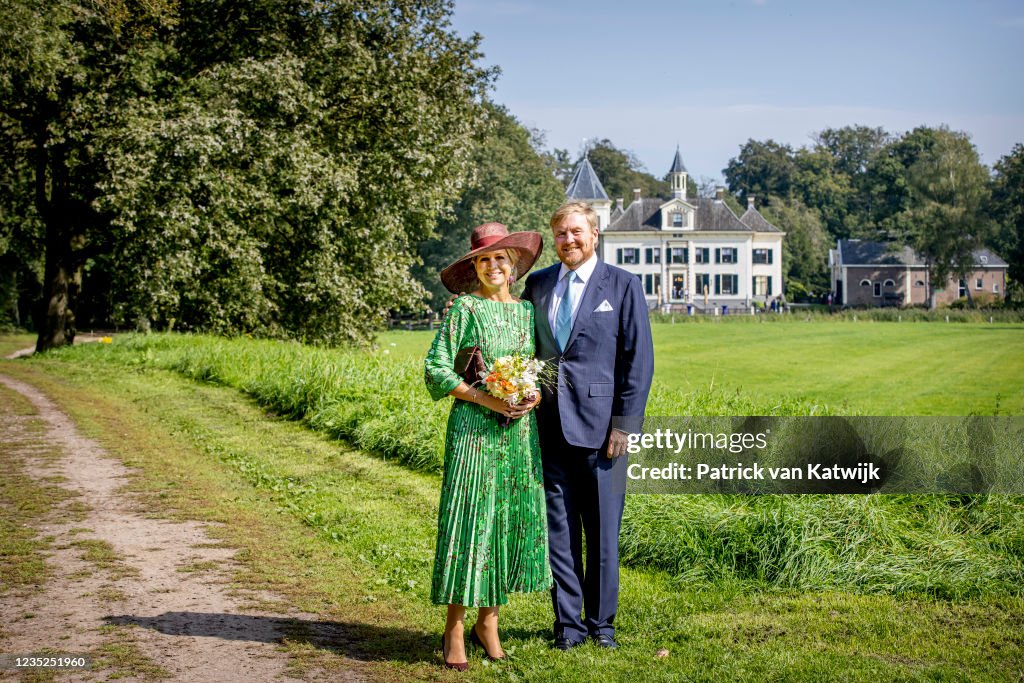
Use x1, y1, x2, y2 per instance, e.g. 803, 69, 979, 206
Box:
481, 394, 520, 419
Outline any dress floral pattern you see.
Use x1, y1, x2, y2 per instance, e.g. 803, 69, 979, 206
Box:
424, 295, 551, 606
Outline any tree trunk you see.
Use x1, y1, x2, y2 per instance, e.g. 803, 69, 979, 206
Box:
35, 217, 77, 352
33, 131, 77, 353
926, 264, 937, 310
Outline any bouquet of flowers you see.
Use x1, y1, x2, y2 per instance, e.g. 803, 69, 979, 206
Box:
479, 354, 549, 425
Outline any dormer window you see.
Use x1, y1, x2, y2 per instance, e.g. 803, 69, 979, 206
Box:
672, 212, 685, 227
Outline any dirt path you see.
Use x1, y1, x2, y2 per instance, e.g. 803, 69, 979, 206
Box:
0, 373, 363, 682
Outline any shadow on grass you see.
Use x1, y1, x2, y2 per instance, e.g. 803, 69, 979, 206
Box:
104, 612, 550, 664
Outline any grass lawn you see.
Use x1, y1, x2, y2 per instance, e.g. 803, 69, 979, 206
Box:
0, 332, 36, 357
3, 338, 1023, 681
380, 320, 1024, 415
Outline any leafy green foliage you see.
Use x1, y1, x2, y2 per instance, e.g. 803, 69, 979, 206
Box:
1, 0, 493, 345
906, 128, 993, 306
761, 198, 830, 295
583, 138, 672, 201
991, 144, 1024, 296
413, 102, 564, 309
723, 139, 797, 207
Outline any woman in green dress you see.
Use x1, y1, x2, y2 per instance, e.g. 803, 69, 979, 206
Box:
424, 222, 551, 670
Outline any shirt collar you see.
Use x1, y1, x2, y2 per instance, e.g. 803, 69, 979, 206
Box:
558, 252, 599, 284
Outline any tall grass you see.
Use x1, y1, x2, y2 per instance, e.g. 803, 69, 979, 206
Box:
650, 307, 1024, 324
40, 333, 1024, 599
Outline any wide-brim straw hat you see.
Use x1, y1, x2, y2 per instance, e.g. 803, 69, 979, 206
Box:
440, 222, 543, 294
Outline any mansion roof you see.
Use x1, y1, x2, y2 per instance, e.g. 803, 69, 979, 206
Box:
565, 157, 609, 201
836, 239, 1008, 268
607, 197, 782, 233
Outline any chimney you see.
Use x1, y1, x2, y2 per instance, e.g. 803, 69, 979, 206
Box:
747, 195, 756, 210
715, 186, 725, 202
633, 188, 641, 203
616, 197, 624, 212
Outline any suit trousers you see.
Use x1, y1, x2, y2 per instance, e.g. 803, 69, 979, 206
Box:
539, 404, 628, 641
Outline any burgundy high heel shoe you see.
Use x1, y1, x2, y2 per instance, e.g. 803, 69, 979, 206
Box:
470, 623, 507, 661
441, 632, 469, 671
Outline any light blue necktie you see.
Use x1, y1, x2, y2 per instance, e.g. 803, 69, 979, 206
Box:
555, 271, 576, 351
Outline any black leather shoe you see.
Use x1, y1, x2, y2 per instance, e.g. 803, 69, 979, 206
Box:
553, 636, 584, 651
590, 634, 619, 649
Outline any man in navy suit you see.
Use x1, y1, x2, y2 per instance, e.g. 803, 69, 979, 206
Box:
521, 201, 654, 650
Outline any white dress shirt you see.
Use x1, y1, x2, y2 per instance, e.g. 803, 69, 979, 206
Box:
548, 253, 598, 338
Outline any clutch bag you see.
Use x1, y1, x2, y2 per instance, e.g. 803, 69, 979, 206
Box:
453, 345, 487, 386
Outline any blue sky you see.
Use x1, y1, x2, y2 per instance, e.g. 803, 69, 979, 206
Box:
450, 0, 1024, 185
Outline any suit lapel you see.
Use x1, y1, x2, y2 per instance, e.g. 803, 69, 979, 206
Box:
565, 260, 610, 352
535, 267, 558, 352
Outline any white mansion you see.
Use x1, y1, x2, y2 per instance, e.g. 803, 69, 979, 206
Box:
567, 148, 785, 311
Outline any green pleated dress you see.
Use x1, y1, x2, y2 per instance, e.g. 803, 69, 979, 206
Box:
424, 295, 552, 607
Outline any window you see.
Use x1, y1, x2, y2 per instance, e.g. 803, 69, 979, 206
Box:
716, 274, 738, 295
715, 247, 737, 264
958, 279, 967, 298
668, 247, 687, 264
873, 282, 882, 297
860, 279, 871, 287
695, 248, 710, 264
617, 248, 639, 265
883, 279, 895, 288
914, 280, 925, 287
645, 273, 662, 296
645, 247, 661, 264
994, 283, 1000, 294
694, 273, 709, 297
672, 212, 685, 227
752, 248, 773, 264
753, 275, 773, 297
976, 278, 984, 289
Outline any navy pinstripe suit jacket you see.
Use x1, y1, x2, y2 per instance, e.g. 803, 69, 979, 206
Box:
522, 260, 654, 450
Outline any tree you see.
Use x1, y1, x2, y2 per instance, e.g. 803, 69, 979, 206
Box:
414, 102, 564, 309
989, 144, 1024, 302
906, 128, 992, 308
582, 139, 669, 202
852, 126, 944, 244
793, 146, 857, 240
761, 199, 830, 298
722, 139, 797, 207
0, 115, 44, 326
1, 0, 493, 347
543, 147, 575, 187
0, 0, 174, 348
812, 126, 890, 178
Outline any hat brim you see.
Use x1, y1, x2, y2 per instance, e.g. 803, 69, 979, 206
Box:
440, 232, 543, 295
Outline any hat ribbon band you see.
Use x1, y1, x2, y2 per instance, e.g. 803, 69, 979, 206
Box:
471, 234, 507, 250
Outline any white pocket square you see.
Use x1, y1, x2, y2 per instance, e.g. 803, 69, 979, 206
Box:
594, 299, 614, 312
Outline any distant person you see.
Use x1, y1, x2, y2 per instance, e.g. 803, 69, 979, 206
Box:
424, 223, 550, 670
521, 202, 654, 650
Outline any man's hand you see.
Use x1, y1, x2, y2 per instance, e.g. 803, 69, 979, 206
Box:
606, 428, 629, 459
442, 294, 461, 317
